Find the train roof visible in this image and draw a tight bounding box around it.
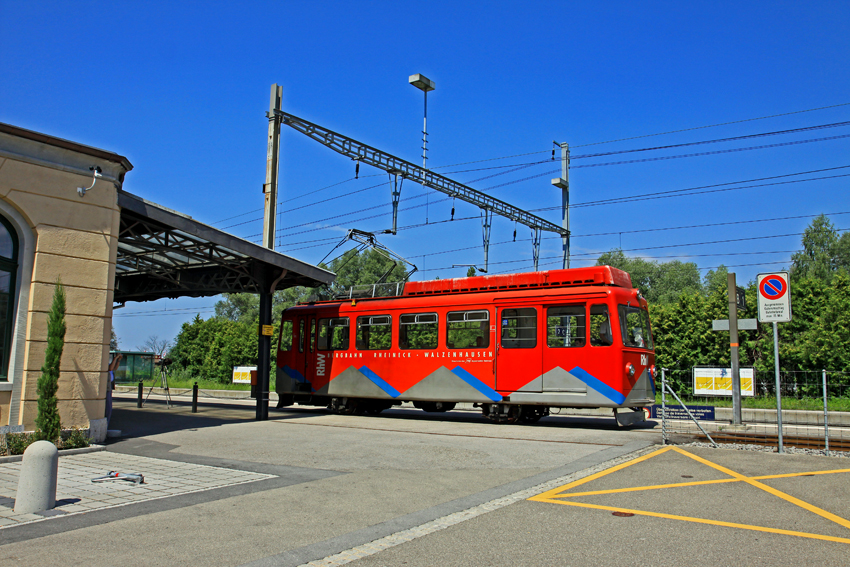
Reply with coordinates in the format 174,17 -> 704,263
403,266 -> 632,297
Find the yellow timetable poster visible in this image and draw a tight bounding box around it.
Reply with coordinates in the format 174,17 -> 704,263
232,366 -> 256,384
693,367 -> 754,396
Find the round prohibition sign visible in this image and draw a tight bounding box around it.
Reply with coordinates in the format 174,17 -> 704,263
759,274 -> 788,300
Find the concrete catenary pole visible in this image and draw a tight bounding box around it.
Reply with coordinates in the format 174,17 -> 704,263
551,142 -> 570,269
257,84 -> 282,421
263,84 -> 282,250
728,273 -> 742,424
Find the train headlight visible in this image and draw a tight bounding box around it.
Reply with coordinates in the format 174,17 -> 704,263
626,363 -> 636,377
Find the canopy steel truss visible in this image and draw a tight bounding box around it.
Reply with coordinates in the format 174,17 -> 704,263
114,191 -> 334,303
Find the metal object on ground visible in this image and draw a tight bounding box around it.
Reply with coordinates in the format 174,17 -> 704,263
91,471 -> 145,484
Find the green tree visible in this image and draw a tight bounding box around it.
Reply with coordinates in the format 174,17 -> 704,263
215,286 -> 314,326
596,249 -> 702,305
169,315 -> 259,383
791,215 -> 839,282
702,265 -> 729,294
798,273 -> 850,370
326,248 -> 406,296
35,281 -> 65,443
466,266 -> 477,278
834,231 -> 850,275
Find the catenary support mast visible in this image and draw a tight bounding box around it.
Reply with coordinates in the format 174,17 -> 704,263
270,108 -> 570,271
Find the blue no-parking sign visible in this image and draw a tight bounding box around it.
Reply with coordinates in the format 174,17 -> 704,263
757,272 -> 792,323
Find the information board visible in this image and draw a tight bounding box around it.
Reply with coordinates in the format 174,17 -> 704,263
232,366 -> 257,384
693,367 -> 754,397
649,405 -> 716,421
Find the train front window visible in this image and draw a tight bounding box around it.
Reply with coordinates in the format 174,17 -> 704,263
547,306 -> 585,348
590,305 -> 613,347
447,310 -> 490,349
298,320 -> 305,353
618,305 -> 653,349
280,320 -> 293,351
318,317 -> 350,351
399,313 -> 438,349
501,308 -> 537,349
356,315 -> 392,350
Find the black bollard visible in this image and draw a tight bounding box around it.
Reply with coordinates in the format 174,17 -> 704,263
192,382 -> 198,413
137,380 -> 143,408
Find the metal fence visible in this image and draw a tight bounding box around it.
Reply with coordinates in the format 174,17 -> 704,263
658,369 -> 850,454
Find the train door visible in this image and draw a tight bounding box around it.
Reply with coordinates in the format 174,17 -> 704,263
495,304 -> 542,393
542,303 -> 587,391
289,315 -> 314,389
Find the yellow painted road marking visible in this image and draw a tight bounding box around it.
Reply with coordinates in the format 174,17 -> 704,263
529,446 -> 850,544
671,446 -> 850,531
541,500 -> 850,545
551,468 -> 850,499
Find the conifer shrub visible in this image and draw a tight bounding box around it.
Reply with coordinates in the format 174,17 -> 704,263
35,280 -> 65,443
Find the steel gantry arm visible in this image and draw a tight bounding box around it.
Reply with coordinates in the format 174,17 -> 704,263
271,109 -> 570,271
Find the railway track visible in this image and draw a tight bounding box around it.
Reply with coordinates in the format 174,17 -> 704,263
692,431 -> 850,452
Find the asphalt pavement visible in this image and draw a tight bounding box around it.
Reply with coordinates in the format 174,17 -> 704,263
1,394 -> 848,566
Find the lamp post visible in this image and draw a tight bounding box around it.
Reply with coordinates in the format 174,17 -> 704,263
409,73 -> 435,222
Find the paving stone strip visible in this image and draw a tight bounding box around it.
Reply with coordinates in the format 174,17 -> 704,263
296,446 -> 659,567
0,451 -> 274,527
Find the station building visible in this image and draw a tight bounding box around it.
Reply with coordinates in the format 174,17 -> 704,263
0,122 -> 333,441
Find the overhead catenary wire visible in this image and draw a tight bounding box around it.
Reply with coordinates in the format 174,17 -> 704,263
213,106 -> 850,229
245,167 -> 849,242
422,102 -> 850,170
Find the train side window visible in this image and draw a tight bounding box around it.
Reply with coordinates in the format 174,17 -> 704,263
317,317 -> 350,351
298,320 -> 305,353
501,308 -> 537,349
590,305 -> 613,347
618,305 -> 653,349
310,319 -> 316,352
280,320 -> 294,351
547,306 -> 585,348
447,310 -> 490,349
356,315 -> 392,350
399,313 -> 438,349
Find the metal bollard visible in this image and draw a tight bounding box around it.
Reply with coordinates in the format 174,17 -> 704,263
192,382 -> 198,413
14,440 -> 58,513
137,380 -> 143,408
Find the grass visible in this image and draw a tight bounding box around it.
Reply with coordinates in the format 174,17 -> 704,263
116,377 -> 275,392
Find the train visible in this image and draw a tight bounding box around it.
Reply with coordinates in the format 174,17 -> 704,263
274,265 -> 655,426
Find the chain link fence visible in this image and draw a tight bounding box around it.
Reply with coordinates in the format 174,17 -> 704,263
658,369 -> 850,454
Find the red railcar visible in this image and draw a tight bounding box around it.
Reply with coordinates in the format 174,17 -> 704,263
275,266 -> 655,425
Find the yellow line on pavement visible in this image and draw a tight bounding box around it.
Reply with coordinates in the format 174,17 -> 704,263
529,446 -> 675,502
548,468 -> 850,499
529,445 -> 850,543
672,447 -> 850,532
538,500 -> 850,545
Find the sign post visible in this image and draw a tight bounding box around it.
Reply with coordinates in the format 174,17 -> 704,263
757,272 -> 792,453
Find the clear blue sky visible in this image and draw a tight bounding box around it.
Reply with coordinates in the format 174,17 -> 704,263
2,1 -> 848,350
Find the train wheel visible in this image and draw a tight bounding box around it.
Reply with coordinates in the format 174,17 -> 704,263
482,403 -> 520,424
329,397 -> 359,414
363,400 -> 393,415
415,401 -> 457,413
517,406 -> 549,424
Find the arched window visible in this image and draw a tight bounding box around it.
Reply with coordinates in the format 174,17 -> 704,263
0,216 -> 18,380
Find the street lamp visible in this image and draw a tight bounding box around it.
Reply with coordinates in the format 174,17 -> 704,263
409,73 -> 435,170
410,73 -> 435,222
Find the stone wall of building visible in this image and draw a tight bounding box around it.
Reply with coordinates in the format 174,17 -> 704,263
0,126 -> 130,437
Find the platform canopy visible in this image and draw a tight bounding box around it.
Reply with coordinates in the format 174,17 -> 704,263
115,190 -> 335,303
